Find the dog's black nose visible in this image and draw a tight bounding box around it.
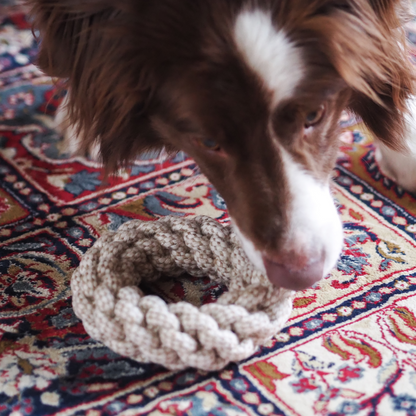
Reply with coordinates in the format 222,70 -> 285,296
262,255 -> 325,290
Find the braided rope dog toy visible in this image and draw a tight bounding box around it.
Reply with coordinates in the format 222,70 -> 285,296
71,215 -> 294,371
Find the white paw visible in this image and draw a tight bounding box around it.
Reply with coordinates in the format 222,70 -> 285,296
55,96 -> 101,161
374,142 -> 416,193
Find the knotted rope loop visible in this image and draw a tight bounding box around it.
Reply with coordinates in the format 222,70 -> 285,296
71,215 -> 294,370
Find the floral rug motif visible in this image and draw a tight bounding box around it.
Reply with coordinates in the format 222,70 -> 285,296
2,9 -> 416,416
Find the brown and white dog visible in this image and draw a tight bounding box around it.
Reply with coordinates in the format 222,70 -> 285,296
29,0 -> 416,290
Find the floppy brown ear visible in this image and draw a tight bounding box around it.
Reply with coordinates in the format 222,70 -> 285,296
369,0 -> 414,27
298,0 -> 415,151
348,0 -> 415,151
29,0 -> 164,172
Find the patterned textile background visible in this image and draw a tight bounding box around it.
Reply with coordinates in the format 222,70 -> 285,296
3,7 -> 416,416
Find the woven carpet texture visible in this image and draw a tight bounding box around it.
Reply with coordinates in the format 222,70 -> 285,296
2,6 -> 416,416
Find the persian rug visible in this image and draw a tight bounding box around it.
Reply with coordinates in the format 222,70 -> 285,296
2,7 -> 416,416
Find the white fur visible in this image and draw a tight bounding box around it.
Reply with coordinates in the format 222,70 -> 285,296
233,150 -> 343,278
55,94 -> 101,160
234,9 -> 304,106
375,143 -> 416,192
55,95 -> 81,155
280,150 -> 343,275
232,224 -> 267,273
375,97 -> 416,193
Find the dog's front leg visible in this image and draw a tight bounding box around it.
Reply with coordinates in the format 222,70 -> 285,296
374,97 -> 416,193
55,93 -> 101,160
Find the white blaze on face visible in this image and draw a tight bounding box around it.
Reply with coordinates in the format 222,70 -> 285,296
280,150 -> 343,276
234,8 -> 304,106
232,8 -> 344,281
232,151 -> 343,279
232,150 -> 343,280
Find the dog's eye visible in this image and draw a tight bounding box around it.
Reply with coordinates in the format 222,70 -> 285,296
305,105 -> 325,127
199,138 -> 221,151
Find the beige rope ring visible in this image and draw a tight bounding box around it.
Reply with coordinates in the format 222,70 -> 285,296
71,215 -> 294,371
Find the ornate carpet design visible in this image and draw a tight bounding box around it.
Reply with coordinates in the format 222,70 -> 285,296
2,9 -> 416,416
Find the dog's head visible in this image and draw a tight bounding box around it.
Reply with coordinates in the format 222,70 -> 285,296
30,0 -> 414,289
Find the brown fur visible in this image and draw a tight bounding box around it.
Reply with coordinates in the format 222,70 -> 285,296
28,0 -> 415,256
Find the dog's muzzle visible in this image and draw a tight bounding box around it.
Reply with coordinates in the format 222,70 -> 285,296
262,254 -> 325,290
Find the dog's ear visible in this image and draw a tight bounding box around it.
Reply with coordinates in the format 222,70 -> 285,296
369,0 -> 414,27
29,1 -> 107,78
29,1 -> 164,172
298,0 -> 415,151
348,0 -> 415,150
